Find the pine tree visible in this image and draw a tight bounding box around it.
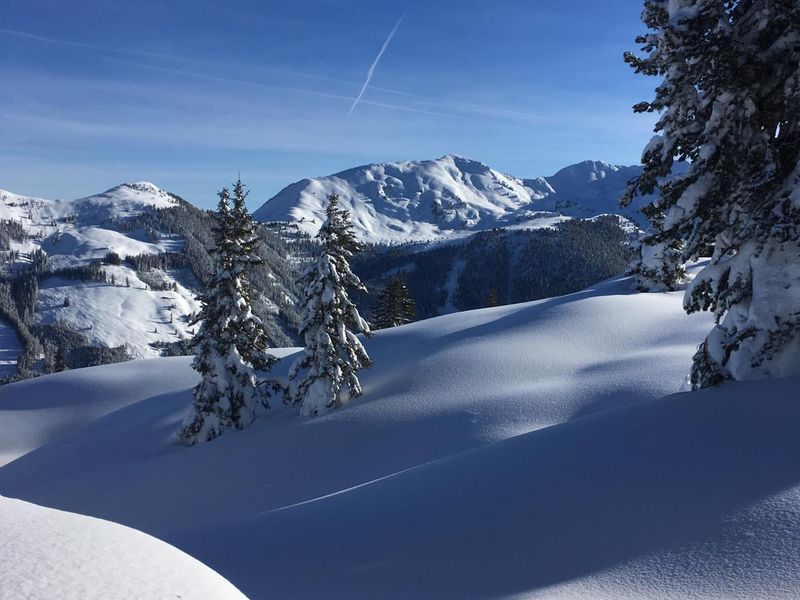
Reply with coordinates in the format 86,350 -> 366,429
625,0 -> 800,387
486,288 -> 499,307
288,194 -> 372,416
372,276 -> 416,329
180,180 -> 278,444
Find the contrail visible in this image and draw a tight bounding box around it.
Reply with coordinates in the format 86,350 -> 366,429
348,13 -> 405,117
0,27 -> 187,62
2,24 -> 545,124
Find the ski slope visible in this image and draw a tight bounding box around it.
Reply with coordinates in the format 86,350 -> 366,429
0,270 -> 798,599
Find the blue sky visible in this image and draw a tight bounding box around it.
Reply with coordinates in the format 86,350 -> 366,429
0,0 -> 657,209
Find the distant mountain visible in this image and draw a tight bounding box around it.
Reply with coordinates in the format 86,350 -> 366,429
526,160 -> 650,223
254,155 -> 553,244
253,155 -> 655,244
1,183 -> 181,271
0,183 -> 301,381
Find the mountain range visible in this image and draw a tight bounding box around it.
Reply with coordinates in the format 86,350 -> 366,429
253,155 -> 652,244
0,155 -> 650,381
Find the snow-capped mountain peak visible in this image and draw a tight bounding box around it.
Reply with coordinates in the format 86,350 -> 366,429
253,155 -> 650,243
561,159 -> 620,176
72,182 -> 177,221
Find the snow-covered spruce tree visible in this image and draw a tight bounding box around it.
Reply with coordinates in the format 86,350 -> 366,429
288,194 -> 372,416
372,276 -> 416,329
625,0 -> 800,387
180,181 -> 278,444
626,203 -> 686,292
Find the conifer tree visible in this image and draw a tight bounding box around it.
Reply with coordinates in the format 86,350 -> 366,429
372,276 -> 416,329
625,0 -> 800,387
180,181 -> 278,444
486,288 -> 499,308
288,194 -> 372,416
624,196 -> 686,292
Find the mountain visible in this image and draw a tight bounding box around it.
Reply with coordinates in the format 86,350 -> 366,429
254,155 -> 555,244
527,160 -> 650,221
1,182 -> 180,269
2,269 -> 799,599
0,183 -> 301,381
253,155 -> 653,244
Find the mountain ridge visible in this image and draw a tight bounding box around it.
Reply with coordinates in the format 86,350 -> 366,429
0,182 -> 301,379
253,155 -> 653,244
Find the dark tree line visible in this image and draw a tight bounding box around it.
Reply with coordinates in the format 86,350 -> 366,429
352,218 -> 633,319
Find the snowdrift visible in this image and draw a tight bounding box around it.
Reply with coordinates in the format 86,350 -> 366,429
0,495 -> 245,600
1,272 -> 798,598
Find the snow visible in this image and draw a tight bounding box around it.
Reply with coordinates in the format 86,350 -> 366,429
0,357 -> 199,467
0,496 -> 245,600
40,226 -> 170,268
1,183 -> 199,358
37,270 -> 201,358
253,155 -> 655,244
0,268 -> 797,598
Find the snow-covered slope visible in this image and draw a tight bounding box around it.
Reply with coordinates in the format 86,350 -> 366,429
0,496 -> 245,600
0,184 -> 199,360
527,160 -> 648,221
254,155 -> 555,243
0,356 -> 200,467
5,270 -> 799,598
253,155 -> 651,243
0,182 -> 177,252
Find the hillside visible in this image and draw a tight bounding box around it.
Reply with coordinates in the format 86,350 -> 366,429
352,217 -> 635,319
0,183 -> 301,380
529,160 -> 650,221
4,270 -> 798,598
253,155 -> 658,244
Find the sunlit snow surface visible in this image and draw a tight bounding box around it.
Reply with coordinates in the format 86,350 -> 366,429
0,496 -> 245,600
0,184 -> 201,358
0,270 -> 798,599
